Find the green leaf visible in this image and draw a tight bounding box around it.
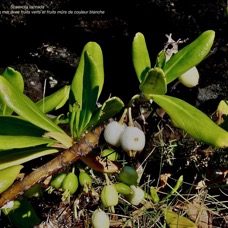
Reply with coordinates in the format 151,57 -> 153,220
139,67 -> 167,99
0,67 -> 24,115
151,95 -> 228,148
150,186 -> 160,204
155,50 -> 167,69
164,30 -> 215,83
163,209 -> 197,228
43,132 -> 73,148
87,96 -> 125,130
162,175 -> 183,202
0,76 -> 65,134
0,165 -> 23,193
6,197 -> 41,228
132,32 -> 151,83
216,100 -> 228,130
0,116 -> 45,136
2,67 -> 24,92
36,85 -> 70,113
0,147 -> 59,170
69,42 -> 104,139
0,135 -> 56,150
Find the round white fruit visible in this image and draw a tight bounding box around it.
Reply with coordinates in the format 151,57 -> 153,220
120,126 -> 145,152
178,66 -> 199,88
125,185 -> 145,206
104,121 -> 126,147
92,208 -> 110,228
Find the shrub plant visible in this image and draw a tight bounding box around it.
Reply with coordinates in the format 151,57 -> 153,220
0,30 -> 227,227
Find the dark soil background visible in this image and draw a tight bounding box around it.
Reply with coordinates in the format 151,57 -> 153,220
0,0 -> 227,111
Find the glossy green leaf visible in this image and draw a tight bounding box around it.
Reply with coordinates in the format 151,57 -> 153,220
0,147 -> 60,170
164,30 -> 215,83
36,85 -> 70,113
2,67 -> 24,92
132,32 -> 151,83
139,67 -> 167,99
152,95 -> 228,148
155,50 -> 167,69
87,96 -> 125,130
43,132 -> 73,148
0,76 -> 65,134
0,116 -> 45,136
0,67 -> 24,115
163,209 -> 197,228
6,197 -> 41,228
0,165 -> 23,193
0,135 -> 56,150
216,100 -> 228,130
69,42 -> 104,139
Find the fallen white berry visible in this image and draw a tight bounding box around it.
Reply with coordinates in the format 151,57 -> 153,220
120,126 -> 145,153
178,66 -> 199,88
125,185 -> 145,206
92,208 -> 110,228
104,121 -> 126,147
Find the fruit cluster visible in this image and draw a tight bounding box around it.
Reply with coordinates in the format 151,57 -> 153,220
48,167 -> 92,202
103,108 -> 146,157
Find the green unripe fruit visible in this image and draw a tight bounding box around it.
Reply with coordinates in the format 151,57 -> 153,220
92,208 -> 110,228
118,165 -> 138,186
62,172 -> 79,194
101,185 -> 118,207
114,182 -> 131,195
101,148 -> 119,161
79,169 -> 92,193
50,172 -> 67,190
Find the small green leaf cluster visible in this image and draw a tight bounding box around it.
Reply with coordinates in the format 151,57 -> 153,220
0,42 -> 125,173
132,30 -> 228,148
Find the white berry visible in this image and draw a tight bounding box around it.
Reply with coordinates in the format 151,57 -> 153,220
120,126 -> 145,152
92,208 -> 110,228
104,121 -> 126,147
125,185 -> 145,206
178,66 -> 199,88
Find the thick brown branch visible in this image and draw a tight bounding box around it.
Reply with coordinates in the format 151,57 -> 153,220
0,126 -> 103,208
